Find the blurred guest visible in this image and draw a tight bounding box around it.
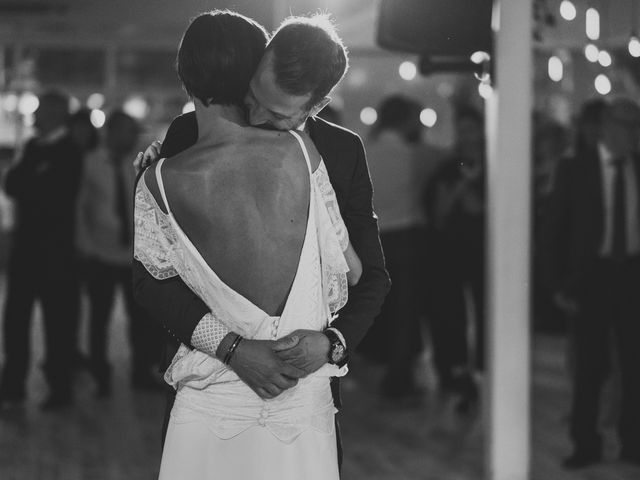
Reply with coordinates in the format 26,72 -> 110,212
573,98 -> 606,158
534,120 -> 568,206
532,120 -> 569,333
572,99 -> 622,444
541,97 -> 640,468
68,108 -> 99,365
359,95 -> 442,399
424,105 -> 485,406
76,110 -> 162,396
69,108 -> 99,154
0,90 -> 82,409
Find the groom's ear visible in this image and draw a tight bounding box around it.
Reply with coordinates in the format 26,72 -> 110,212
309,97 -> 331,118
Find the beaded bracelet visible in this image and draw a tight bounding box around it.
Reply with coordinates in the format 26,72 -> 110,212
223,334 -> 243,365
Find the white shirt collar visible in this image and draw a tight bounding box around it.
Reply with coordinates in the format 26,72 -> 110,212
598,142 -> 630,166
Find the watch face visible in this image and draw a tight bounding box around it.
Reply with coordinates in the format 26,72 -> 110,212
331,343 -> 345,362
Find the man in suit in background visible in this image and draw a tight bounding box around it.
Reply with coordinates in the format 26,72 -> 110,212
0,91 -> 83,410
77,111 -> 163,397
133,14 -> 391,466
542,97 -> 640,468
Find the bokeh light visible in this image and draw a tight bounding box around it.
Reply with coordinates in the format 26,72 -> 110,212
360,107 -> 377,125
629,36 -> 640,57
559,1 -> 577,21
478,82 -> 493,99
420,108 -> 438,127
123,96 -> 149,119
398,61 -> 417,81
598,50 -> 612,67
1,93 -> 18,112
18,93 -> 39,115
586,8 -> 600,41
90,109 -> 106,128
594,74 -> 612,95
87,93 -> 105,110
470,51 -> 490,64
584,43 -> 599,62
548,56 -> 563,82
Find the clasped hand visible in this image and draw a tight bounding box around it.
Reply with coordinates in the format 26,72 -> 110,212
228,330 -> 330,400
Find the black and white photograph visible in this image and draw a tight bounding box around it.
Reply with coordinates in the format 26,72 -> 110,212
1,1 -> 640,479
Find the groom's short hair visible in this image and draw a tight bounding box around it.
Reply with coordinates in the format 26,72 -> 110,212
267,14 -> 348,108
177,10 -> 269,106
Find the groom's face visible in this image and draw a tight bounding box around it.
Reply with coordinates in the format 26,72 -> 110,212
245,51 -> 313,131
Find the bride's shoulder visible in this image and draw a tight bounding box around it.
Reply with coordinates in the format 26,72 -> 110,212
251,129 -> 321,172
141,161 -> 167,213
246,127 -> 296,148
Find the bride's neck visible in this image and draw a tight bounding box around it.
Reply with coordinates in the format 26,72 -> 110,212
194,100 -> 247,141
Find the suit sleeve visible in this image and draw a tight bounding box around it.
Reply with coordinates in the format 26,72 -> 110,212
6,139 -> 82,220
5,141 -> 38,199
132,262 -> 209,347
330,136 -> 391,348
132,113 -> 209,347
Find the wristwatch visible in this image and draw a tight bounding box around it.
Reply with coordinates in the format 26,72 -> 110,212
323,329 -> 348,368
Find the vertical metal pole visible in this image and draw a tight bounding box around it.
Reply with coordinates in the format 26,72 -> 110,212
13,43 -> 25,147
485,1 -> 533,479
0,47 -> 6,91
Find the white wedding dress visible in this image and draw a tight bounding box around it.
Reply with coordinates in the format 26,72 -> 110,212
134,131 -> 350,480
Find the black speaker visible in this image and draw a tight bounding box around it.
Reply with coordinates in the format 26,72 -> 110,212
377,0 -> 493,56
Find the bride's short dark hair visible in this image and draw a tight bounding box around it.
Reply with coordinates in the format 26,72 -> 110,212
267,14 -> 349,108
177,10 -> 268,107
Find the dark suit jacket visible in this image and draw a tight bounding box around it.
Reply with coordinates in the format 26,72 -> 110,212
540,148 -> 640,298
6,133 -> 83,261
132,112 -> 391,403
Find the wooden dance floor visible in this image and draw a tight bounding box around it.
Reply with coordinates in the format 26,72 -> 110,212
0,289 -> 639,479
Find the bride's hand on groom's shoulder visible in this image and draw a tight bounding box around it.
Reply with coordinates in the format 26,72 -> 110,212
227,337 -> 307,400
275,330 -> 330,376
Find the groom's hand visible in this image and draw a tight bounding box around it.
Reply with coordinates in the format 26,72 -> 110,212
133,140 -> 162,174
275,330 -> 330,375
224,337 -> 307,400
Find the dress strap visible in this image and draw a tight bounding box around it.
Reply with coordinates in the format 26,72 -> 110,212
155,158 -> 171,214
288,130 -> 313,175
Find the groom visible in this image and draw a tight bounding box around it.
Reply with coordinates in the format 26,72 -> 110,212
133,13 -> 390,463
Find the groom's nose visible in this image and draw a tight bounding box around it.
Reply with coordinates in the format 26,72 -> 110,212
248,108 -> 271,127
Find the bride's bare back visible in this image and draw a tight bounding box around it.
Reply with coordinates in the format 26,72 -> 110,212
145,125 -> 321,317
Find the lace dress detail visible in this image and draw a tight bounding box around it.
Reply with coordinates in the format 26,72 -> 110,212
190,313 -> 230,356
134,131 -> 349,444
134,184 -> 179,280
313,162 -> 349,316
315,163 -> 349,251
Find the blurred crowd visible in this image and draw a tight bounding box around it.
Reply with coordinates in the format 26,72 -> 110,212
1,86 -> 640,468
355,92 -> 640,468
0,91 -> 163,411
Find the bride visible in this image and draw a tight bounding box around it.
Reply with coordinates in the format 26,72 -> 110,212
134,11 -> 361,480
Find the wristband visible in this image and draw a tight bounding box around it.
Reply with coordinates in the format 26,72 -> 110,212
223,334 -> 243,365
